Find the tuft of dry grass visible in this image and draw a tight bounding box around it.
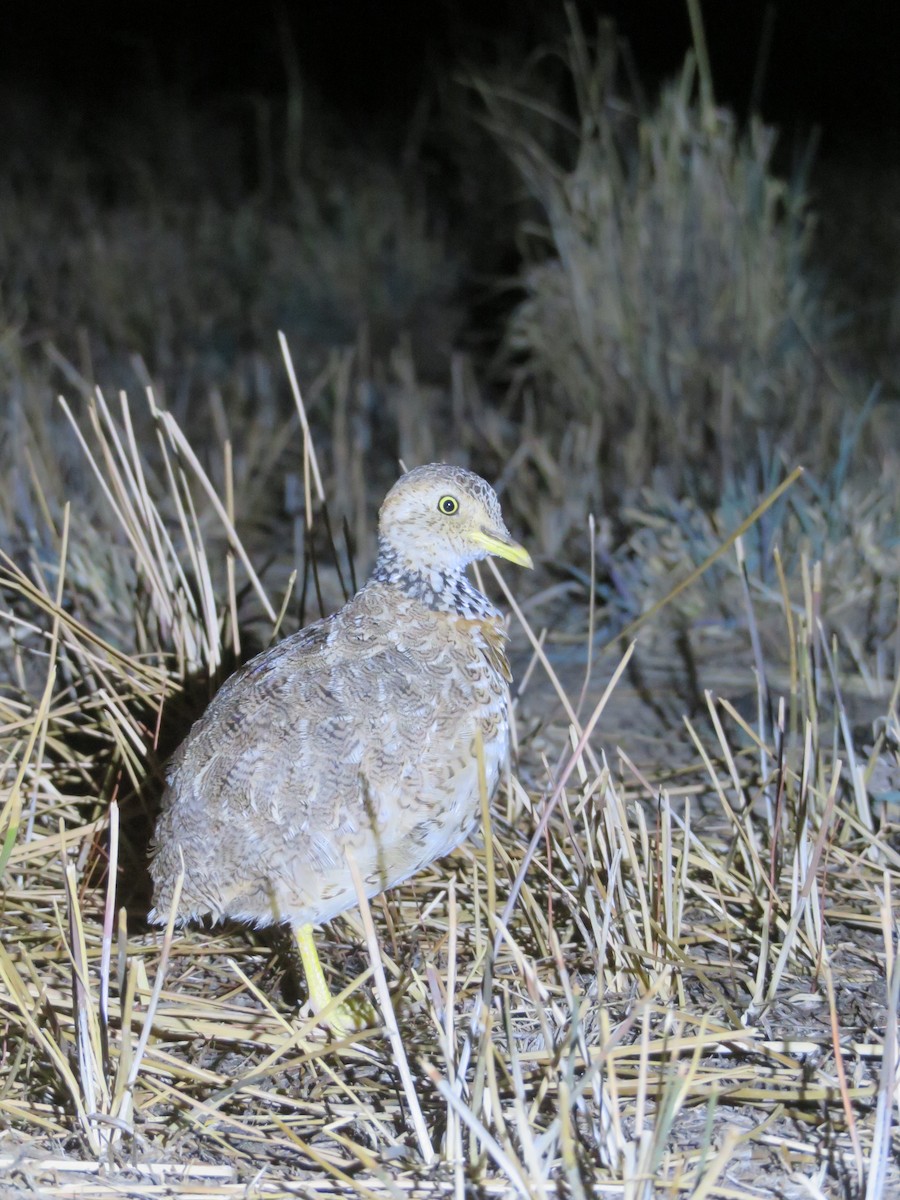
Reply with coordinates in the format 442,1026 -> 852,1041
470,9 -> 876,506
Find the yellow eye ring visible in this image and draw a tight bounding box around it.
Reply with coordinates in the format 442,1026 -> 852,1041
438,495 -> 459,515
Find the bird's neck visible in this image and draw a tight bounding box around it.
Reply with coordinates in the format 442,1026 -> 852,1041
369,545 -> 501,620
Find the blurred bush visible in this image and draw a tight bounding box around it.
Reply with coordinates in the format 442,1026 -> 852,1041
474,20 -> 850,501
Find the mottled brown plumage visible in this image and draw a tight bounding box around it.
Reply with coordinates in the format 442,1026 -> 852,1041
149,464 -> 531,1021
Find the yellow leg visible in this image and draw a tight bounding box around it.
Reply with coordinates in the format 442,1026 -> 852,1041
294,923 -> 377,1035
295,922 -> 333,1014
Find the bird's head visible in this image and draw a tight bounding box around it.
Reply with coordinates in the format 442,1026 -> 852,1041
376,463 -> 532,578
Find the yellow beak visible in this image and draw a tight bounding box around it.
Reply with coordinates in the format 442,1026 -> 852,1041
472,526 -> 534,569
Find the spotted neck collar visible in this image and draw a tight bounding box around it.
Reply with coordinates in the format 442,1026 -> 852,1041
370,546 -> 501,620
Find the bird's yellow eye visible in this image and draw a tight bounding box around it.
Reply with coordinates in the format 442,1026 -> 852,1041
438,495 -> 459,515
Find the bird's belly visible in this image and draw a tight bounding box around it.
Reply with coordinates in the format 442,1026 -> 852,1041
270,706 -> 508,925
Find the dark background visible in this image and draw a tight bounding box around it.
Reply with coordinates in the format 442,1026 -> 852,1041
0,1 -> 895,158
1,0 -> 896,406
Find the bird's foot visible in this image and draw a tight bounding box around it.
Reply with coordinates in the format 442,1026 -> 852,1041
311,992 -> 379,1037
294,922 -> 378,1037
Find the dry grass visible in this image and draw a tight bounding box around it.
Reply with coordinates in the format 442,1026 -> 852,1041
470,8 -> 862,506
1,360 -> 897,1198
0,93 -> 459,419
